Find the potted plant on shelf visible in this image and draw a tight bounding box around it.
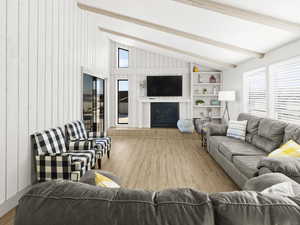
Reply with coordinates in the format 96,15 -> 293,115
202,88 -> 208,95
195,99 -> 205,105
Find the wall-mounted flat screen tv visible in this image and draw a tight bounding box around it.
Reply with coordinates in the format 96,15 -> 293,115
147,76 -> 182,97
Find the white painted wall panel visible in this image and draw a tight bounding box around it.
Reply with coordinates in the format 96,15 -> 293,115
0,0 -> 110,216
28,0 -> 38,135
6,0 -> 19,200
18,0 -> 30,191
0,0 -> 7,205
37,0 -> 46,130
52,0 -> 59,127
58,0 -> 64,126
45,0 -> 53,128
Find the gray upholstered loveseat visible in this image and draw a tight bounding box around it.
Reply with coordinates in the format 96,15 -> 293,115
207,113 -> 300,188
14,172 -> 300,225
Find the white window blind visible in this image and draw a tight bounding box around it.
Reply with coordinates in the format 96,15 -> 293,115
270,57 -> 300,124
244,68 -> 267,117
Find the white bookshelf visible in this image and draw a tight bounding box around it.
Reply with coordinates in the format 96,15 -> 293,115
190,63 -> 223,121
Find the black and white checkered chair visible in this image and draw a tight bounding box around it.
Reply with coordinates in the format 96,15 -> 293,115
31,127 -> 96,182
65,121 -> 112,168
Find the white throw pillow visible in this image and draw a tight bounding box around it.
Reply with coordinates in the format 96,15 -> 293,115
262,182 -> 295,197
226,120 -> 247,141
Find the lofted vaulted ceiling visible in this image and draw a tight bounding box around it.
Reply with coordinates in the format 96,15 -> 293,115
78,0 -> 300,70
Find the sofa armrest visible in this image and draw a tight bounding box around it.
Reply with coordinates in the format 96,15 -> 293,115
207,123 -> 228,137
243,173 -> 298,192
258,157 -> 300,177
88,131 -> 102,138
35,154 -> 72,181
68,140 -> 91,151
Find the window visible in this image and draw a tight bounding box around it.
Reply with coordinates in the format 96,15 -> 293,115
244,68 -> 267,117
118,48 -> 129,68
270,57 -> 300,124
117,80 -> 128,124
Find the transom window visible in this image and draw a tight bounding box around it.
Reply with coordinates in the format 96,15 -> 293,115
118,48 -> 129,68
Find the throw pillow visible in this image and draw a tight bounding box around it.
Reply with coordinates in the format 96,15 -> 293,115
226,120 -> 247,141
268,140 -> 300,158
262,182 -> 295,197
95,172 -> 120,188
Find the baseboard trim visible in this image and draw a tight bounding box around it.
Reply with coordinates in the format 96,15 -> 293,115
0,186 -> 32,217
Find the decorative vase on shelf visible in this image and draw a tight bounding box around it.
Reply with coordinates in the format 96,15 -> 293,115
209,75 -> 217,83
193,66 -> 200,72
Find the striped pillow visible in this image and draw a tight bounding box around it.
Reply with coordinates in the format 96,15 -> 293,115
227,120 -> 247,141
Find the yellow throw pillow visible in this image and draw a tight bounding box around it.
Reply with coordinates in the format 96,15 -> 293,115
268,140 -> 300,158
95,172 -> 120,188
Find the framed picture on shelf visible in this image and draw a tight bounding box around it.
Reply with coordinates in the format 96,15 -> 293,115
210,99 -> 220,105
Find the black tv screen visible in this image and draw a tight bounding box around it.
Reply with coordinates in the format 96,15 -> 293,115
147,76 -> 182,97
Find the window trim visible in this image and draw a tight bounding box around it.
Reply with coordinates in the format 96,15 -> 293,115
118,48 -> 129,68
117,79 -> 129,125
243,67 -> 268,117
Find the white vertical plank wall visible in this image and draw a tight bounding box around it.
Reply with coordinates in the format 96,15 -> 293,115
0,0 -> 110,216
0,0 -> 7,206
109,41 -> 190,128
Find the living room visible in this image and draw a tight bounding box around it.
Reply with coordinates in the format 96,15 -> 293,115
1,0 -> 300,224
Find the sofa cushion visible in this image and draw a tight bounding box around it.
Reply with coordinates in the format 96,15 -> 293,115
232,155 -> 265,178
207,123 -> 228,136
284,124 -> 300,144
258,118 -> 286,144
226,120 -> 247,141
237,113 -> 261,135
15,181 -> 215,225
218,138 -> 266,162
211,191 -> 300,225
80,170 -> 121,186
252,135 -> 282,153
243,173 -> 300,192
208,136 -> 232,151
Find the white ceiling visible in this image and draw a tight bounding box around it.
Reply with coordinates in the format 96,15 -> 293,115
79,0 -> 300,70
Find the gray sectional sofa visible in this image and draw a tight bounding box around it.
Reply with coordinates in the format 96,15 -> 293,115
14,173 -> 300,225
207,113 -> 300,188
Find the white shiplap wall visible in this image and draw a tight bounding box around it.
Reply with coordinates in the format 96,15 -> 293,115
0,0 -> 110,216
109,41 -> 191,127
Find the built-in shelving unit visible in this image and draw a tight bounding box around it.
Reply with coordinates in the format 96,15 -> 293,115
190,63 -> 223,121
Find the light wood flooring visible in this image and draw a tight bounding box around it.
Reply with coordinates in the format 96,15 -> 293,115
1,128 -> 238,225
104,128 -> 238,192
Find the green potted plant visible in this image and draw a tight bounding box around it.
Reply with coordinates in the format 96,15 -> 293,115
195,99 -> 205,105
202,88 -> 208,95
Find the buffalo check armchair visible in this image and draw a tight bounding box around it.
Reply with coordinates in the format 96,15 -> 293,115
65,121 -> 112,168
31,127 -> 96,182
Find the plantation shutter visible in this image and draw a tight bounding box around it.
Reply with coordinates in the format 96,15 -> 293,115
244,68 -> 267,117
270,57 -> 300,124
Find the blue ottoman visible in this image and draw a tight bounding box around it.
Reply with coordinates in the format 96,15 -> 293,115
177,119 -> 194,133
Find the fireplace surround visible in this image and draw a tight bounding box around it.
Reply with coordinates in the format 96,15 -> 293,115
151,103 -> 179,128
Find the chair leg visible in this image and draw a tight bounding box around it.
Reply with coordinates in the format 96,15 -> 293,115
107,150 -> 110,159
98,158 -> 102,169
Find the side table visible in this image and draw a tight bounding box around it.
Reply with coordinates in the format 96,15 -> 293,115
201,127 -> 208,150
